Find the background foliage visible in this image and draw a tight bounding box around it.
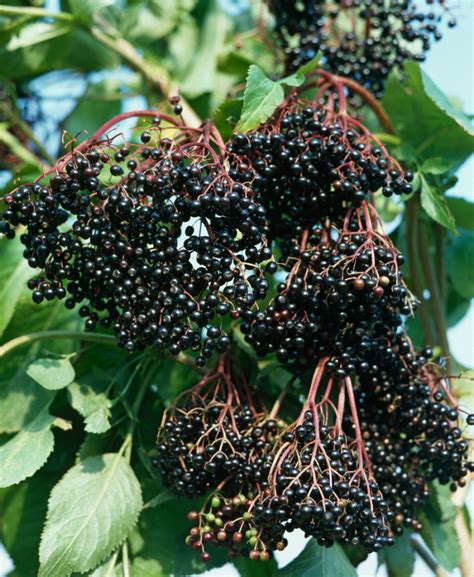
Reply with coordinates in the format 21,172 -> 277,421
0,1 -> 472,576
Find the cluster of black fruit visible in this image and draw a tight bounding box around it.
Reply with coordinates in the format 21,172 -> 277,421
267,0 -> 456,97
227,104 -> 413,254
0,124 -> 271,365
239,207 -> 415,367
156,364 -> 278,497
353,341 -> 474,532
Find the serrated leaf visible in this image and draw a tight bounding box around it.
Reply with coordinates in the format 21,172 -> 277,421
446,234 -> 474,298
380,531 -> 415,577
27,357 -> 76,390
277,540 -> 357,577
0,238 -> 32,337
0,407 -> 55,487
39,453 -> 143,577
68,380 -> 112,434
235,65 -> 285,133
419,173 -> 456,233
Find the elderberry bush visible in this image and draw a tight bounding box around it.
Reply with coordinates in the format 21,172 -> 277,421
0,121 -> 271,364
267,0 -> 456,97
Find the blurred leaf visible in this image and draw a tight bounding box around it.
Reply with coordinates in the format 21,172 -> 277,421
0,122 -> 42,167
379,531 -> 415,577
68,378 -> 112,434
446,234 -> 474,298
68,0 -> 115,24
0,23 -> 118,80
420,483 -> 461,571
446,287 -> 471,328
27,357 -> 76,390
235,65 -> 284,133
0,406 -> 55,487
277,540 -> 357,576
121,0 -> 194,44
0,237 -> 32,337
63,81 -> 122,142
420,157 -> 456,175
39,454 -> 143,577
1,471 -> 57,577
154,359 -> 197,406
181,0 -> 228,98
447,197 -> 474,231
383,62 -> 474,169
455,369 -> 474,411
419,173 -> 456,232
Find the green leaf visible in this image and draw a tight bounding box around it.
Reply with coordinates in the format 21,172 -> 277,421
235,555 -> 278,577
277,540 -> 357,577
27,357 -> 76,390
421,483 -> 461,571
68,380 -> 112,434
447,234 -> 474,298
446,287 -> 471,327
447,197 -> 474,231
212,98 -> 244,141
0,407 -> 55,487
0,352 -> 54,434
379,531 -> 415,577
128,497 -> 227,575
39,453 -> 143,577
0,22 -> 118,80
63,84 -> 121,143
68,0 -> 115,24
455,369 -> 474,412
420,157 -> 456,175
181,0 -> 229,98
1,471 -> 57,577
235,65 -> 285,133
383,62 -> 474,169
0,238 -> 32,337
294,53 -> 322,76
419,173 -> 456,233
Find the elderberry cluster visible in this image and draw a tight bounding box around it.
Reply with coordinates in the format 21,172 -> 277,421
241,213 -> 415,367
267,0 -> 456,97
0,124 -> 271,364
352,346 -> 474,532
228,104 -> 413,250
156,364 -> 279,496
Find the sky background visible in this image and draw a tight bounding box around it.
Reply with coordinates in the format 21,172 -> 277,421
0,1 -> 473,575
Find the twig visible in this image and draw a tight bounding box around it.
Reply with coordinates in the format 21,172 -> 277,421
418,218 -> 453,374
409,536 -> 449,577
406,200 -> 437,345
